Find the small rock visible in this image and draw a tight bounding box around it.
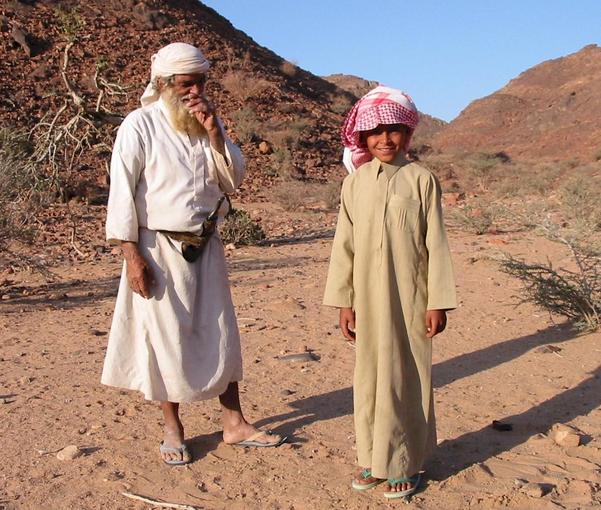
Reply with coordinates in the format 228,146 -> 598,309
56,445 -> 83,461
537,345 -> 562,354
550,423 -> 581,447
280,389 -> 295,396
278,352 -> 320,363
1,294 -> 11,301
521,482 -> 546,498
225,243 -> 236,251
258,141 -> 272,154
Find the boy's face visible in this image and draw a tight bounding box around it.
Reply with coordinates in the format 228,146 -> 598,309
362,123 -> 409,163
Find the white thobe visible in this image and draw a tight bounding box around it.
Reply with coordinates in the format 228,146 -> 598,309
101,98 -> 246,402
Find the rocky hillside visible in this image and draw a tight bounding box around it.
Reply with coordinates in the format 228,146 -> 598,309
0,0 -> 355,203
433,45 -> 601,161
324,73 -> 448,150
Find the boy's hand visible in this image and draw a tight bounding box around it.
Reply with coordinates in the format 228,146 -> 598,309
339,307 -> 356,343
425,309 -> 447,338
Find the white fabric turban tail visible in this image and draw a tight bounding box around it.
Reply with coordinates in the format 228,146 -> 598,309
140,42 -> 211,106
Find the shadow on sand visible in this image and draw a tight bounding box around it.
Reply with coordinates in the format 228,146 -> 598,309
244,324 -> 598,481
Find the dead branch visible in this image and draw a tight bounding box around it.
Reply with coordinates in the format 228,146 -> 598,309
121,492 -> 202,510
61,42 -> 85,110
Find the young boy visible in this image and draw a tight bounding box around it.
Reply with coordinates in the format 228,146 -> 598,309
323,86 -> 456,499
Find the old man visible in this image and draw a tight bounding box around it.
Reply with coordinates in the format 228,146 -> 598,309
102,42 -> 284,465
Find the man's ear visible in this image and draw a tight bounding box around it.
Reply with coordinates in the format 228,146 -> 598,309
154,76 -> 165,92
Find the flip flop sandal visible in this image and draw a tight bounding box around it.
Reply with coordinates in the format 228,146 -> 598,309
159,441 -> 192,466
351,468 -> 386,490
231,430 -> 287,448
383,473 -> 422,499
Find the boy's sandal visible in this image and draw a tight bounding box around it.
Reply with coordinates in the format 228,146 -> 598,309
383,473 -> 422,499
351,468 -> 386,491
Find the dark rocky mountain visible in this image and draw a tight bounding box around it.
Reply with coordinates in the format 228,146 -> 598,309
433,44 -> 601,161
1,0 -> 355,202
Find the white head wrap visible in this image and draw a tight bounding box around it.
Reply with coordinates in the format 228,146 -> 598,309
140,42 -> 211,106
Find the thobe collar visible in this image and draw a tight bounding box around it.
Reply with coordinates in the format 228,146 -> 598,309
372,154 -> 409,180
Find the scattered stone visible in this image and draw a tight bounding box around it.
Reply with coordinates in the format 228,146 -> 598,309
258,141 -> 272,154
1,294 -> 11,301
491,420 -> 513,431
56,445 -> 83,461
520,482 -> 547,498
442,191 -> 465,207
550,423 -> 581,447
225,243 -> 236,251
280,389 -> 295,396
537,344 -> 562,354
278,352 -> 320,362
11,24 -> 31,57
103,470 -> 124,481
91,329 -> 107,336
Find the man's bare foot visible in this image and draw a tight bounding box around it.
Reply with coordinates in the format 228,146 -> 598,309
222,420 -> 283,446
160,424 -> 191,463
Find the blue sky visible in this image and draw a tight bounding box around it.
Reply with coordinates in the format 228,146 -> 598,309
201,1 -> 600,121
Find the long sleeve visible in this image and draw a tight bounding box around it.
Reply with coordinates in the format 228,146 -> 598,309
323,176 -> 355,308
106,116 -> 145,243
423,174 -> 457,310
209,122 -> 246,193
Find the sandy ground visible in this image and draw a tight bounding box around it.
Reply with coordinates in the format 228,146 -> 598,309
1,213 -> 600,510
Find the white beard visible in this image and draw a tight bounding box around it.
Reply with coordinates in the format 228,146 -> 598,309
161,88 -> 207,137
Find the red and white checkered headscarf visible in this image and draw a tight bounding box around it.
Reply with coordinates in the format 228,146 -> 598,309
341,85 -> 419,173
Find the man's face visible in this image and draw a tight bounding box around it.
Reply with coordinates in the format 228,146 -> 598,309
171,73 -> 207,99
363,123 -> 408,163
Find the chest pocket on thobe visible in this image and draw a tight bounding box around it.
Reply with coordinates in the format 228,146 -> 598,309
386,195 -> 420,232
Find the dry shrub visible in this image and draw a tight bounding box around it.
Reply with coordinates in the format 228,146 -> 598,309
448,202 -> 497,235
220,208 -> 265,246
268,148 -> 296,179
493,162 -> 561,198
329,94 -> 353,115
273,180 -> 307,211
229,107 -> 260,143
502,229 -> 600,331
320,181 -> 342,210
280,60 -> 298,77
0,128 -> 51,248
461,152 -> 507,191
559,174 -> 601,231
265,118 -> 311,150
221,71 -> 271,102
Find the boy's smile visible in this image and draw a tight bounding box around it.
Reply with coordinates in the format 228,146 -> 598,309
363,123 -> 408,163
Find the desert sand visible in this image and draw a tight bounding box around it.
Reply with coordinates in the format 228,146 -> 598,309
1,206 -> 600,510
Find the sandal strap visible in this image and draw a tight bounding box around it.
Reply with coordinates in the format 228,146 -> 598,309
387,474 -> 420,485
360,468 -> 372,479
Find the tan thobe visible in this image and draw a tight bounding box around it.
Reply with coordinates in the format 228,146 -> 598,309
101,98 -> 246,403
323,155 -> 456,479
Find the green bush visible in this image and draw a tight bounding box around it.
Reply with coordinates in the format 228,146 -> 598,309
220,208 -> 265,246
229,107 -> 260,144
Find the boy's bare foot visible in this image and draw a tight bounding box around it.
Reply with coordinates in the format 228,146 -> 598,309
383,473 -> 422,499
351,468 -> 385,490
386,479 -> 416,492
